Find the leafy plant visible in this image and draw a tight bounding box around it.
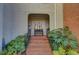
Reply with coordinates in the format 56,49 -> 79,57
48,26 -> 79,55
53,51 -> 59,55
53,46 -> 65,55
66,49 -> 78,55
53,47 -> 78,55
1,34 -> 28,55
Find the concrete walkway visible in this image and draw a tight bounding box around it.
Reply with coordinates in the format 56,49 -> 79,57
26,36 -> 52,55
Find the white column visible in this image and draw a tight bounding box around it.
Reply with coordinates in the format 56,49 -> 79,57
55,3 -> 63,28
43,21 -> 46,35
54,3 -> 57,29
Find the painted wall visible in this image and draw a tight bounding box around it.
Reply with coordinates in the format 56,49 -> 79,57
3,4 -> 15,44
3,3 -> 63,45
64,4 -> 79,44
13,4 -> 27,38
13,3 -> 55,37
13,3 -> 63,33
0,4 -> 3,51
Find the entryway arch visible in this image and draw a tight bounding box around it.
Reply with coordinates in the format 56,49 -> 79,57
28,14 -> 49,36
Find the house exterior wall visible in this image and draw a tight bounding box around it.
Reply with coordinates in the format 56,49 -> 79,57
13,3 -> 63,34
64,4 -> 79,44
3,3 -> 63,45
3,4 -> 15,44
0,4 -> 3,51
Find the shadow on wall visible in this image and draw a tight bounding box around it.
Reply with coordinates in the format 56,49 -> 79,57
2,38 -> 5,50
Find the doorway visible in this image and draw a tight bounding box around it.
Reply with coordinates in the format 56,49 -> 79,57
28,14 -> 49,36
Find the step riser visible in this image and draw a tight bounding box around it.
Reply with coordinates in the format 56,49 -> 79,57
26,36 -> 52,55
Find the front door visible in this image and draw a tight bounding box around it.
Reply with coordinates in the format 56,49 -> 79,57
31,20 -> 46,36
28,14 -> 49,36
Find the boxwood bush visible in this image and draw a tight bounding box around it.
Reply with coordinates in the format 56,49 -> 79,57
48,26 -> 79,55
1,34 -> 28,55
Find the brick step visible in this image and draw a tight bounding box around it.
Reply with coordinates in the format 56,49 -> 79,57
30,36 -> 48,39
29,43 -> 49,46
26,50 -> 52,55
27,49 -> 51,52
30,40 -> 48,42
29,42 -> 49,44
27,46 -> 50,49
26,36 -> 52,55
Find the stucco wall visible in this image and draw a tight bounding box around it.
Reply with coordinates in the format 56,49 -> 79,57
0,4 -> 3,51
64,4 -> 79,43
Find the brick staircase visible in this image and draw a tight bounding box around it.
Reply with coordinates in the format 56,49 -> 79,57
26,36 -> 52,55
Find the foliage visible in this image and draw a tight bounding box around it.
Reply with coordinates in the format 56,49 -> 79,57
53,51 -> 59,55
66,49 -> 78,55
53,46 -> 65,55
48,26 -> 79,55
1,35 -> 28,55
53,47 -> 78,55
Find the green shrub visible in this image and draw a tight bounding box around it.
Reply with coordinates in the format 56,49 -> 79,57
53,51 -> 59,55
66,49 -> 78,55
53,47 -> 78,55
48,26 -> 78,55
53,46 -> 65,55
1,35 -> 28,55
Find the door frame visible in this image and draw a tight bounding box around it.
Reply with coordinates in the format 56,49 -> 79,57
28,14 -> 50,36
